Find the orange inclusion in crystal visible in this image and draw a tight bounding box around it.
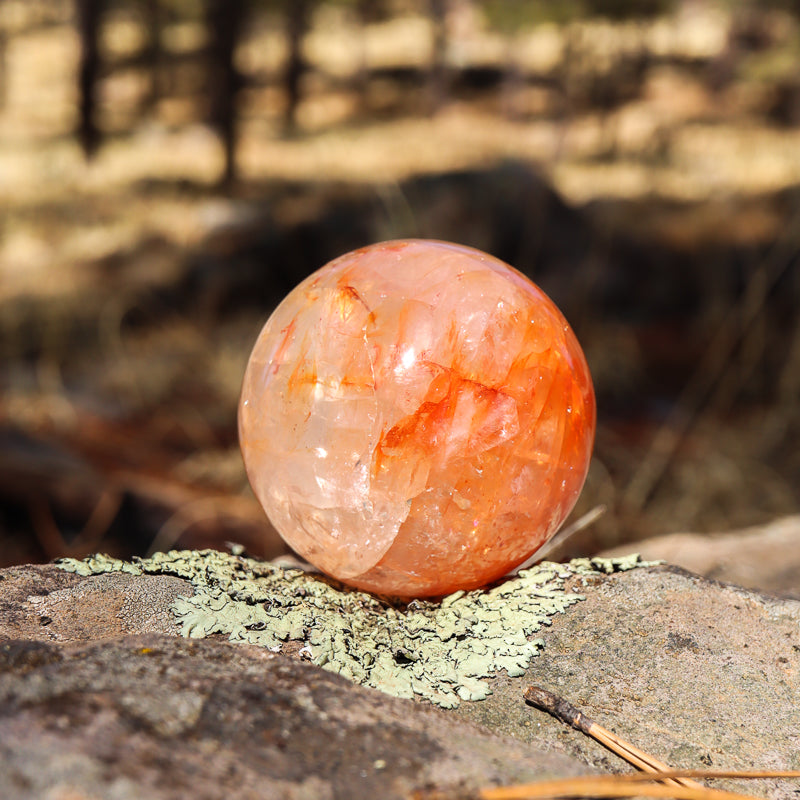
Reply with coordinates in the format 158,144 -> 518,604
239,239 -> 595,597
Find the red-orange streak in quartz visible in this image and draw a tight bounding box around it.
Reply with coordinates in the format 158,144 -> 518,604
270,318 -> 297,375
374,370 -> 510,473
350,241 -> 409,258
286,288 -> 377,394
335,283 -> 372,314
287,363 -> 376,394
287,360 -> 317,394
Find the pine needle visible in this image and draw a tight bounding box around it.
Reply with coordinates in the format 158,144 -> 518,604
523,686 -> 703,789
475,686 -> 800,800
480,773 -> 767,800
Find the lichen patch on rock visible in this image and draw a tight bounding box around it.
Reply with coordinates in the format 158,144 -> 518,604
57,550 -> 647,708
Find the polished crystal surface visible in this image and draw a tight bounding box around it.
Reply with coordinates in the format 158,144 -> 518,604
239,240 -> 595,597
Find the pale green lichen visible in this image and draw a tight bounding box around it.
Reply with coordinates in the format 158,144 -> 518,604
56,550 -> 651,708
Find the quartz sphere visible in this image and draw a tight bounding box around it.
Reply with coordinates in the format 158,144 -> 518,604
239,240 -> 595,597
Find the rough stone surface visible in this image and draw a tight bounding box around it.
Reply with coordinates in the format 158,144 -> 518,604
0,633 -> 586,800
1,555 -> 799,799
456,565 -> 800,799
0,562 -> 191,642
602,515 -> 800,598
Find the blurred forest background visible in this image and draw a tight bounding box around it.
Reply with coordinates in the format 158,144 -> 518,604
2,0 -> 800,569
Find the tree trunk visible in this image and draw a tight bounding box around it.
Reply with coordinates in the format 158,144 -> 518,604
75,0 -> 102,158
284,0 -> 311,131
206,0 -> 246,186
428,0 -> 450,114
141,0 -> 164,112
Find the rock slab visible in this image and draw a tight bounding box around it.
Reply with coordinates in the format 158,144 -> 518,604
0,633 -> 588,800
1,558 -> 799,799
602,515 -> 800,598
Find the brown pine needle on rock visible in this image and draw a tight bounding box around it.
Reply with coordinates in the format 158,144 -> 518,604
523,686 -> 704,789
498,687 -> 800,800
479,774 -> 766,800
479,770 -> 800,800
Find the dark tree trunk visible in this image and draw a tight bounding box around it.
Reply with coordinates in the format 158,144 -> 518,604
284,0 -> 311,131
75,0 -> 103,158
141,0 -> 164,112
353,0 -> 371,107
0,0 -> 6,111
206,0 -> 246,186
428,0 -> 449,114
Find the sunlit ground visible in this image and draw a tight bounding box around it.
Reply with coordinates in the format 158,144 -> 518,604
5,5 -> 800,285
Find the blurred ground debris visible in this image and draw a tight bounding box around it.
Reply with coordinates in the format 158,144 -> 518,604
1,0 -> 800,570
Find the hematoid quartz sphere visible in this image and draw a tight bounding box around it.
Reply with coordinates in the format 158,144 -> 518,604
239,239 -> 596,597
